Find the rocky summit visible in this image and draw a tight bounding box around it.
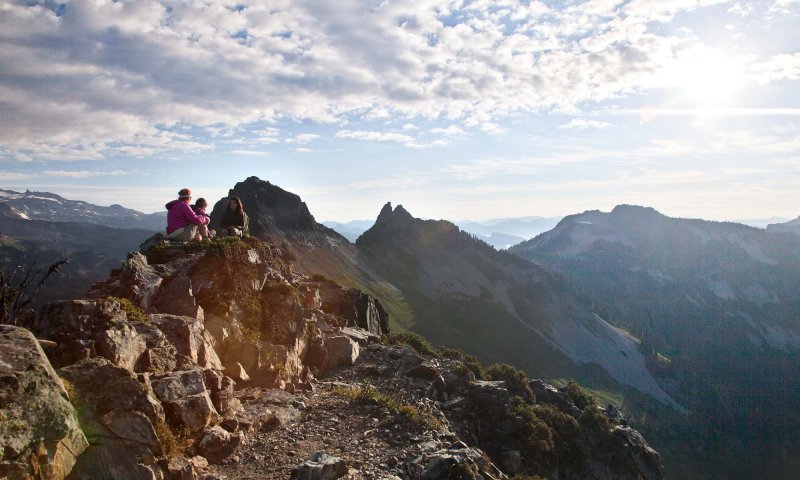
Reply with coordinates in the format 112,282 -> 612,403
0,225 -> 662,479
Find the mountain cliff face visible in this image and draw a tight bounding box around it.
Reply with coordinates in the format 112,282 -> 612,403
356,203 -> 677,409
766,215 -> 800,235
510,205 -> 800,479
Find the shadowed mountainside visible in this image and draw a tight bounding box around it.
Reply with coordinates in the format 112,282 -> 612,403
510,205 -> 800,479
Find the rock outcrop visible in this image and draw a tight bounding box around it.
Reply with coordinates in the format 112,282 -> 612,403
0,326 -> 89,480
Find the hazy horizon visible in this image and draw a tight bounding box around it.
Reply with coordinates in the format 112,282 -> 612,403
1,182 -> 793,228
0,1 -> 798,222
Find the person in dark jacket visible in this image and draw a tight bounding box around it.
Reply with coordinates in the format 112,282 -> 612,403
165,188 -> 209,242
220,196 -> 249,238
191,198 -> 216,239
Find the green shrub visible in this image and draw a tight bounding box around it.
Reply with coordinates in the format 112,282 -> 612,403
579,405 -> 612,433
106,296 -> 148,322
438,347 -> 486,379
565,380 -> 595,410
486,363 -> 533,399
383,331 -> 436,357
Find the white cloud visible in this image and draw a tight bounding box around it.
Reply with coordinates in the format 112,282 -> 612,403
0,0 -> 768,160
769,0 -> 800,14
335,129 -> 446,148
480,122 -> 505,135
231,149 -> 270,156
430,125 -> 467,136
560,119 -> 614,129
0,169 -> 142,180
286,133 -> 321,144
752,53 -> 800,83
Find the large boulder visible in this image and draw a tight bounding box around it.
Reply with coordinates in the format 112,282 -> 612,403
117,252 -> 163,311
323,335 -> 360,368
94,322 -> 147,370
316,284 -> 389,336
195,426 -> 242,463
152,276 -> 199,318
133,323 -> 179,373
150,314 -> 222,370
58,357 -> 164,425
32,300 -> 125,343
150,369 -> 220,432
0,325 -> 89,480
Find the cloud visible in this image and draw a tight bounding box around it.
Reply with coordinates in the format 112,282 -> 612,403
1,0 -> 773,160
560,119 -> 614,129
335,129 -> 446,148
430,125 -> 467,136
230,149 -> 270,156
285,133 -> 321,144
0,169 -> 142,180
752,53 -> 800,83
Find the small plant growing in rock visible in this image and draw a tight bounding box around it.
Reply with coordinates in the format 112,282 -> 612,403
154,420 -> 189,458
334,382 -> 443,432
383,331 -> 436,357
105,296 -> 148,323
438,347 -> 486,379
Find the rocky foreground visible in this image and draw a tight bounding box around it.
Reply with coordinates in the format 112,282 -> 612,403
0,235 -> 662,480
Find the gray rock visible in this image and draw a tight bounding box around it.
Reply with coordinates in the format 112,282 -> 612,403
0,325 -> 89,480
225,362 -> 250,382
150,314 -> 222,370
196,426 -> 242,463
290,451 -> 348,480
99,409 -> 161,454
95,323 -> 147,370
150,369 -> 219,432
341,326 -> 381,346
59,357 -> 165,425
133,322 -> 179,372
66,441 -> 164,480
151,369 -> 208,402
118,252 -> 163,311
166,456 -> 206,480
323,335 -> 360,367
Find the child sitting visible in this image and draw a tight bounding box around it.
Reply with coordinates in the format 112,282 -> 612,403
191,198 -> 216,239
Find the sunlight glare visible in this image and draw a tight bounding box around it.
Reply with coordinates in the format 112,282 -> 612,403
666,47 -> 748,107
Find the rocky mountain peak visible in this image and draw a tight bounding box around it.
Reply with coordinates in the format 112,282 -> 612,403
373,202 -> 414,227
209,176 -> 339,240
609,204 -> 665,222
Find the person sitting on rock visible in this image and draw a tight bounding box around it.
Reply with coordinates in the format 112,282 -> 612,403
191,197 -> 216,239
220,196 -> 249,238
165,188 -> 210,242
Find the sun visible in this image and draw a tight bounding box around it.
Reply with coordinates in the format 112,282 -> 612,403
665,46 -> 748,107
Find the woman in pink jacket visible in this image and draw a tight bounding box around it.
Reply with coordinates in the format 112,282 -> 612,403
165,188 -> 209,242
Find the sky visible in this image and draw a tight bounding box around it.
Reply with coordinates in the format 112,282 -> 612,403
0,0 -> 799,222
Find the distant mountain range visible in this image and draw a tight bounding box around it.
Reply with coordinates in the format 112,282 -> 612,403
324,215 -> 562,248
0,188 -> 163,305
0,188 -> 165,230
